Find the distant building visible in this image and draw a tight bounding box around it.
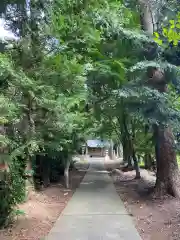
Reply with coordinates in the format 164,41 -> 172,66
86,140 -> 110,157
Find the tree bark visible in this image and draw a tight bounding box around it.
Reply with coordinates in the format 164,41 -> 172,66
122,140 -> 132,166
117,144 -> 121,158
144,153 -> 152,169
154,125 -> 180,197
144,125 -> 153,169
122,138 -> 127,162
64,160 -> 70,189
131,123 -> 141,179
139,0 -> 180,197
42,156 -> 50,188
109,139 -> 113,160
33,155 -> 42,190
122,116 -> 133,167
127,154 -> 132,167
132,147 -> 141,179
139,1 -> 154,34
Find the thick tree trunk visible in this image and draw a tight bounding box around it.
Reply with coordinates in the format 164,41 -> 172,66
122,141 -> 132,166
154,125 -> 180,197
139,0 -> 180,197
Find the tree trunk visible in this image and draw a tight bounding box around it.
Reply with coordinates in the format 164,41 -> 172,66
117,144 -> 120,158
122,131 -> 132,166
42,156 -> 50,188
64,160 -> 70,189
122,115 -> 133,167
127,154 -> 132,167
33,155 -> 43,190
139,0 -> 180,197
144,125 -> 152,169
132,148 -> 141,179
108,139 -> 113,159
154,125 -> 180,197
131,123 -> 141,179
122,141 -> 132,166
144,153 -> 152,169
122,141 -> 127,162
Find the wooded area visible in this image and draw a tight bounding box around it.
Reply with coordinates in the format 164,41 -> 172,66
1,0 -> 180,231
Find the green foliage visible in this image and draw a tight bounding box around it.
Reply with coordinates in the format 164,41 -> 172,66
154,12 -> 180,45
9,158 -> 26,204
1,0 -> 180,225
0,179 -> 14,228
0,0 -> 92,226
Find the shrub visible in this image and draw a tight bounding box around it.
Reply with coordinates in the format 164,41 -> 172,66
0,178 -> 14,228
9,158 -> 26,204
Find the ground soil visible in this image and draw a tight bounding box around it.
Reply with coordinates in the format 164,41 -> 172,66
0,168 -> 87,240
108,163 -> 180,240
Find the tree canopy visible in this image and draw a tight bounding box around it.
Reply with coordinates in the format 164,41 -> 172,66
1,0 -> 180,227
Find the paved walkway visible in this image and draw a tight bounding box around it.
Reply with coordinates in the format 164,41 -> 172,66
46,158 -> 141,240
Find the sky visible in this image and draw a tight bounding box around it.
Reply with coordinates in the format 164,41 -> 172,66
0,18 -> 15,40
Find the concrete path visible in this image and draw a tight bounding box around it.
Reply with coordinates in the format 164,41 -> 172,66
46,158 -> 141,240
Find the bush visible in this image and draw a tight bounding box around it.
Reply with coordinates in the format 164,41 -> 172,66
9,158 -> 26,203
0,179 -> 14,228
0,157 -> 27,228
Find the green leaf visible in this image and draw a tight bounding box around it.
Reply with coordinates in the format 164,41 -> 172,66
154,32 -> 159,38
153,38 -> 162,45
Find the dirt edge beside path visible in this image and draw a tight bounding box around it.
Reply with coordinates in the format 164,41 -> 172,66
107,164 -> 180,240
0,168 -> 87,240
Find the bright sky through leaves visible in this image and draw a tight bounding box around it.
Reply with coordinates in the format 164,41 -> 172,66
0,19 -> 15,40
